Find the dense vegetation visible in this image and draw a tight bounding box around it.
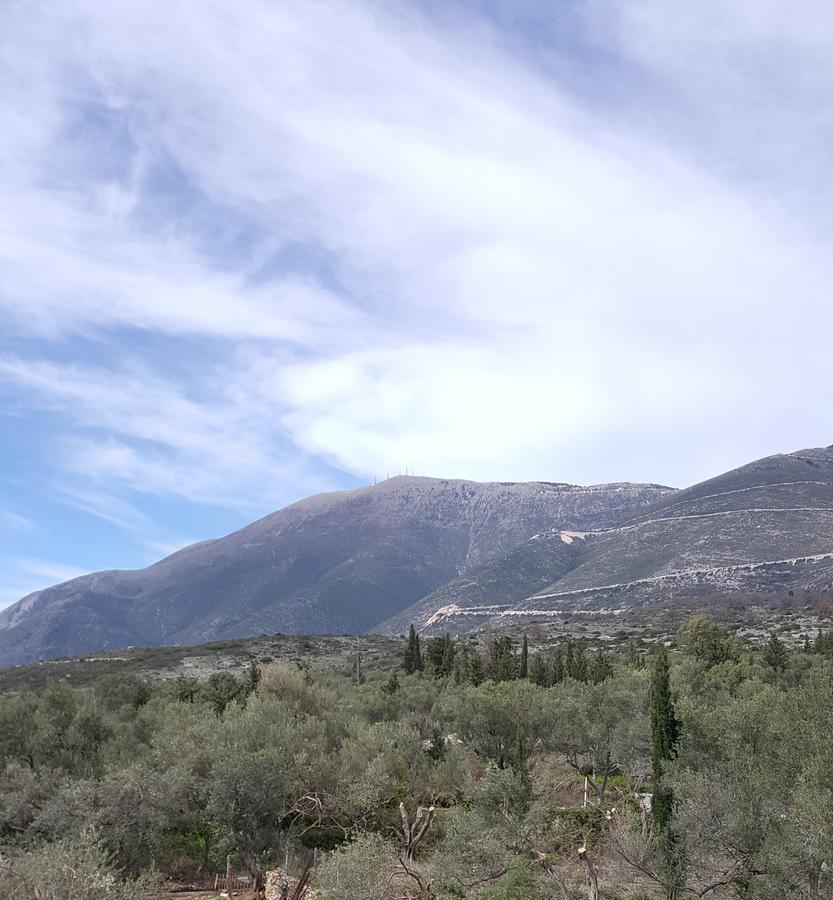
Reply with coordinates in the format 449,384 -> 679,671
1,616 -> 833,898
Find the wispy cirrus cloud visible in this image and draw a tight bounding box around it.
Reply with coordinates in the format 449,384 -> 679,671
1,0 -> 832,605
0,510 -> 36,533
0,557 -> 90,609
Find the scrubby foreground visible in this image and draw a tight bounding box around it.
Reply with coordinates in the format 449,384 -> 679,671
2,618 -> 833,899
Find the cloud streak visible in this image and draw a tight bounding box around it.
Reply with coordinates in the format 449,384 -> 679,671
1,0 -> 832,606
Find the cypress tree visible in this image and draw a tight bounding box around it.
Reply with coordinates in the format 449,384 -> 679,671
589,649 -> 612,683
627,640 -> 644,669
425,635 -> 446,673
520,635 -> 529,679
763,632 -> 789,672
404,625 -> 416,674
404,624 -> 424,674
469,652 -> 484,686
650,643 -> 678,829
549,649 -> 565,685
512,722 -> 532,811
571,643 -> 588,682
488,636 -> 517,682
454,644 -> 470,684
528,653 -> 547,686
650,643 -> 683,898
440,634 -> 456,677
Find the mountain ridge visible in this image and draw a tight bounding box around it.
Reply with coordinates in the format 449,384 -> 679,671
0,475 -> 671,666
5,446 -> 833,668
387,446 -> 833,634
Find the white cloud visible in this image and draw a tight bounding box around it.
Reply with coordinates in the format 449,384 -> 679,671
1,0 -> 832,522
0,354 -> 337,514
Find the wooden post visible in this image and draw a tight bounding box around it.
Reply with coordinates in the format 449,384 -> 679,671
226,854 -> 233,896
638,792 -> 652,839
577,846 -> 599,900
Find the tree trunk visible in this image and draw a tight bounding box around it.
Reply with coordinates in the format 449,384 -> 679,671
199,833 -> 211,874
539,857 -> 572,900
398,802 -> 436,897
597,751 -> 612,804
399,802 -> 435,864
637,793 -> 652,840
577,846 -> 599,900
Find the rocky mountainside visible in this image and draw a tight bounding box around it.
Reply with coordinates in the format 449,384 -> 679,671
0,477 -> 669,666
391,446 -> 833,634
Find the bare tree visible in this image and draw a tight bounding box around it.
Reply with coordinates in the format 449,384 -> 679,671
577,846 -> 599,900
398,802 -> 436,897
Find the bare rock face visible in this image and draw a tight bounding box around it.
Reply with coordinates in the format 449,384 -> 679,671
398,446 -> 833,633
0,476 -> 670,667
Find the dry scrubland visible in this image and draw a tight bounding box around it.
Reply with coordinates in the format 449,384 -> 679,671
2,615 -> 833,898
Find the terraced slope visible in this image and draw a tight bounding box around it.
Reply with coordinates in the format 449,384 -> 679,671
398,446 -> 833,633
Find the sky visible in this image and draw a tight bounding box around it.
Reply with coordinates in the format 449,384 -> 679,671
1,0 -> 832,609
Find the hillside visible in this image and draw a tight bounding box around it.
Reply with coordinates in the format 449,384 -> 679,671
0,476 -> 669,667
0,632 -> 405,694
398,446 -> 833,633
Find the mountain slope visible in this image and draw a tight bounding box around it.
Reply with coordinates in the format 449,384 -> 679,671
399,446 -> 833,633
0,476 -> 670,666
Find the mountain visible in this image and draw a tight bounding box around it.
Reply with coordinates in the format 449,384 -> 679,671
0,477 -> 669,667
390,446 -> 833,634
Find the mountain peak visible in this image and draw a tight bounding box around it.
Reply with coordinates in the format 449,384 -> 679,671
0,476 -> 669,667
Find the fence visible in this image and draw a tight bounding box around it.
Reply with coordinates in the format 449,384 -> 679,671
207,849 -> 321,893
212,872 -> 252,892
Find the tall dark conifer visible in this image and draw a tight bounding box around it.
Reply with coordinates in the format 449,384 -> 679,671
569,642 -> 588,682
520,635 -> 529,679
404,624 -> 424,674
528,653 -> 547,686
469,652 -> 484,685
440,634 -> 456,677
549,649 -> 565,685
763,632 -> 788,672
650,642 -> 678,831
650,644 -> 685,897
512,722 -> 532,811
565,639 -> 575,679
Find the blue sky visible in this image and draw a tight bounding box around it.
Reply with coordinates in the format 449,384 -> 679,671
1,0 -> 832,609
